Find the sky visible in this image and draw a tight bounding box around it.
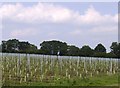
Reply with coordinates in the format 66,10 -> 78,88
0,2 -> 118,52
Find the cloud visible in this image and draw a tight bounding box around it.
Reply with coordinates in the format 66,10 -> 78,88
0,3 -> 22,19
0,3 -> 117,25
91,26 -> 117,34
76,6 -> 118,26
69,29 -> 83,36
10,28 -> 37,37
1,3 -> 118,36
0,3 -> 73,23
48,32 -> 58,36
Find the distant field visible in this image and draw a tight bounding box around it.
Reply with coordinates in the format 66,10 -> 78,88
0,53 -> 119,87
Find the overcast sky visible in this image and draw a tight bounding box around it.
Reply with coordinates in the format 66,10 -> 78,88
0,2 -> 118,52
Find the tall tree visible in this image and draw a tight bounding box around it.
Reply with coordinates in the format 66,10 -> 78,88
67,45 -> 80,56
1,39 -> 37,53
1,41 -> 7,52
118,43 -> 120,57
94,43 -> 106,53
40,40 -> 67,55
110,42 -> 120,57
79,45 -> 94,57
110,42 -> 118,54
5,39 -> 19,52
18,41 -> 37,53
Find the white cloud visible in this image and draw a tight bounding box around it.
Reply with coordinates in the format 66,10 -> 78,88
11,28 -> 37,37
87,26 -> 118,39
1,3 -> 118,37
70,29 -> 83,36
0,3 -> 22,19
79,5 -> 102,23
48,32 -> 58,36
69,26 -> 117,41
0,3 -> 73,23
0,3 -> 117,25
76,6 -> 118,26
91,26 -> 117,34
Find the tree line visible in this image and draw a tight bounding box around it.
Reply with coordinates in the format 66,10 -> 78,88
0,39 -> 120,58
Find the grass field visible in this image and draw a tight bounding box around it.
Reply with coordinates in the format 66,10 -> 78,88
3,74 -> 118,86
0,53 -> 119,87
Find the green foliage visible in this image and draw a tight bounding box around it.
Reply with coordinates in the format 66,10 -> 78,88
1,39 -> 37,54
1,39 -> 120,58
105,52 -> 117,58
110,42 -> 120,57
2,39 -> 19,53
79,45 -> 94,57
93,52 -> 107,57
18,41 -> 37,53
67,45 -> 80,56
94,43 -> 106,53
40,40 -> 67,55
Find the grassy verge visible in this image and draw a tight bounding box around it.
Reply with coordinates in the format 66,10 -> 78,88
2,74 -> 118,87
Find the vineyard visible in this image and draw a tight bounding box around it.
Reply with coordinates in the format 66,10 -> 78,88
0,53 -> 119,86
